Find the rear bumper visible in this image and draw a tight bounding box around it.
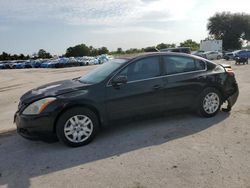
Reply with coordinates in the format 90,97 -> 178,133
235,57 -> 248,62
227,89 -> 239,108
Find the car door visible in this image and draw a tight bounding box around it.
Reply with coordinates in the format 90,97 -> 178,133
105,56 -> 165,120
161,55 -> 207,110
206,52 -> 212,60
210,52 -> 216,59
247,50 -> 250,58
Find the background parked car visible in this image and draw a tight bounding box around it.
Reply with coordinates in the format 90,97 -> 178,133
23,60 -> 35,68
234,49 -> 250,58
88,57 -> 99,65
202,51 -> 222,60
234,50 -> 250,64
12,60 -> 26,69
223,52 -> 234,60
54,58 -> 69,68
0,62 -> 5,69
160,47 -> 191,54
3,61 -> 15,69
40,60 -> 57,68
0,54 -> 113,70
192,50 -> 205,57
67,57 -> 80,67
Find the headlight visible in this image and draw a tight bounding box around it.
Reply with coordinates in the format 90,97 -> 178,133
22,97 -> 56,115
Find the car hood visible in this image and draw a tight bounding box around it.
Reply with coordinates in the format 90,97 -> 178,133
20,79 -> 90,104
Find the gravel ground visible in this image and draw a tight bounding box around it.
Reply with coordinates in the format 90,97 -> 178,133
0,60 -> 250,188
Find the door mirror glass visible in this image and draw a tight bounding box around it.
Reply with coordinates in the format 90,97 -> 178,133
111,75 -> 127,86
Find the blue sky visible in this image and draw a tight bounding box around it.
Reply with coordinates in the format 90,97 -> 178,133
0,0 -> 249,55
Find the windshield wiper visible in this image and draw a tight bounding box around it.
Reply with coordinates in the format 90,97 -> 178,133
72,77 -> 81,81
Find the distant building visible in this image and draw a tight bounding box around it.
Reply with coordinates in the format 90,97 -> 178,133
200,40 -> 222,52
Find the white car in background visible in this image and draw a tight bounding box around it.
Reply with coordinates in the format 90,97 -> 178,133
202,51 -> 223,60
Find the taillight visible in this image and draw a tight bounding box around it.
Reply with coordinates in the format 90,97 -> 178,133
225,67 -> 234,76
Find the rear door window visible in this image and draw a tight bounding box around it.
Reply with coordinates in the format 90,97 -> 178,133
163,56 -> 205,75
195,60 -> 206,70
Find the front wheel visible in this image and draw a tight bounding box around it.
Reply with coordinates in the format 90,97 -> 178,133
197,88 -> 221,117
56,107 -> 99,147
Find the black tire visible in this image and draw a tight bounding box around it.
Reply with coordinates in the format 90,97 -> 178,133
217,56 -> 221,60
197,88 -> 222,118
56,107 -> 99,147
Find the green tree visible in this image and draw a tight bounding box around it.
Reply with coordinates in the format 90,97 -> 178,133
144,46 -> 158,52
179,39 -> 200,51
98,47 -> 109,55
116,48 -> 123,54
0,52 -> 10,60
65,44 -> 90,57
19,54 -> 25,60
125,48 -> 143,54
207,12 -> 250,50
0,52 -> 31,60
156,43 -> 176,50
90,48 -> 99,56
12,54 -> 19,60
37,49 -> 52,59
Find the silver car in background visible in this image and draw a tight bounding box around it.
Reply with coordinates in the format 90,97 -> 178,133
202,51 -> 223,60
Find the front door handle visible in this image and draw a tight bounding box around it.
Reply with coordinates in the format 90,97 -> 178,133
198,76 -> 206,80
153,85 -> 161,90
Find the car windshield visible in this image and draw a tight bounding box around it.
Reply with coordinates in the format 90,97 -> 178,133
233,50 -> 242,54
79,59 -> 127,84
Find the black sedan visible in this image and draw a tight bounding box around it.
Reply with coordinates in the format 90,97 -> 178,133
15,52 -> 239,147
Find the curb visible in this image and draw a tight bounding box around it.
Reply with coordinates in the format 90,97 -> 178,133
0,129 -> 16,138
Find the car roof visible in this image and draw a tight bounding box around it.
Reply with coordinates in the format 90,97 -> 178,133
204,51 -> 213,53
114,52 -> 217,68
117,52 -> 207,61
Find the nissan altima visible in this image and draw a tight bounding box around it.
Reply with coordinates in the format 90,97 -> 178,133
14,52 -> 239,147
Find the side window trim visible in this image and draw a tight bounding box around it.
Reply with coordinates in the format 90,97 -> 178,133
106,56 -> 207,87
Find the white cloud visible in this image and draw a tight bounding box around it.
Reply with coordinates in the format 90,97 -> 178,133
93,26 -> 167,34
0,0 -> 198,26
1,0 -> 249,27
0,0 -> 137,25
1,0 -> 250,54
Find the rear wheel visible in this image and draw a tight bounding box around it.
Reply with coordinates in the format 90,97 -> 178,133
56,107 -> 99,147
197,88 -> 221,117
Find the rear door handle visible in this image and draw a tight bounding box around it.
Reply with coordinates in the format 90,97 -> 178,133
153,85 -> 161,90
198,76 -> 206,80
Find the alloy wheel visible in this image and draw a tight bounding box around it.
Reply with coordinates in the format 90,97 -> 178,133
64,115 -> 93,143
203,92 -> 220,114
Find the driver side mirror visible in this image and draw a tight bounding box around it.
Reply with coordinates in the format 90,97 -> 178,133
111,75 -> 128,87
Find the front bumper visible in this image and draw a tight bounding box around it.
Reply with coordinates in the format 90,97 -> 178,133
14,112 -> 57,141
